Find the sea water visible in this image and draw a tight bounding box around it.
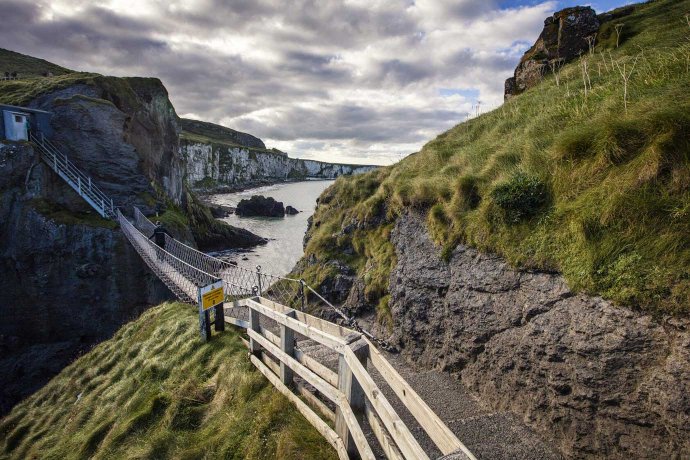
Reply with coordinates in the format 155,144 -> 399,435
207,180 -> 334,277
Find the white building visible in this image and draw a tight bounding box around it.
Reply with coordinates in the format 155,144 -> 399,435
0,104 -> 51,142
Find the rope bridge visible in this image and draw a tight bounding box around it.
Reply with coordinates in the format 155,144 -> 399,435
38,135 -> 475,460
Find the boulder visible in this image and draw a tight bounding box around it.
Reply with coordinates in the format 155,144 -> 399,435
505,6 -> 600,100
208,203 -> 235,218
235,195 -> 285,217
285,205 -> 299,215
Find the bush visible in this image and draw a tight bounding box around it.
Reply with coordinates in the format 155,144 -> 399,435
456,174 -> 482,210
491,173 -> 549,223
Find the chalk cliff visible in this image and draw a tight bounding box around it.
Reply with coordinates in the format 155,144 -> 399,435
179,119 -> 377,192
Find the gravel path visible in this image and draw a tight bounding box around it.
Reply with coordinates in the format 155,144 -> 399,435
374,352 -> 560,460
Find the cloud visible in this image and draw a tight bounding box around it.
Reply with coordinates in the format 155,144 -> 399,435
0,0 -> 571,164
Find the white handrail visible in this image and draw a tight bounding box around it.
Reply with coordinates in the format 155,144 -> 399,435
31,133 -> 116,219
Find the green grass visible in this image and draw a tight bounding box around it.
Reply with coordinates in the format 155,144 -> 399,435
300,0 -> 690,316
31,198 -> 118,229
0,73 -> 98,106
0,302 -> 336,460
0,48 -> 74,78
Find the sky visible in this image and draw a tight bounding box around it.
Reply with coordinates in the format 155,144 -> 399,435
0,0 -> 634,165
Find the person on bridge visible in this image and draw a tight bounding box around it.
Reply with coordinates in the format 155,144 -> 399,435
149,221 -> 172,259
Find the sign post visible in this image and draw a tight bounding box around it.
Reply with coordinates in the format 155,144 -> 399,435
198,280 -> 225,342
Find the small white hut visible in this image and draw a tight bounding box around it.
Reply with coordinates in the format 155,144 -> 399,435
0,104 -> 51,141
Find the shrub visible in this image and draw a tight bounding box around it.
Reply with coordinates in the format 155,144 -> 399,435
491,173 -> 550,223
456,174 -> 482,210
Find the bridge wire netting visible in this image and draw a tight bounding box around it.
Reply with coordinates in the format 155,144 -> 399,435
118,210 -> 217,303
129,207 -> 391,349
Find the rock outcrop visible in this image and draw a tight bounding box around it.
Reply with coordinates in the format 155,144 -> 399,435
236,195 -> 285,217
505,6 -> 600,99
387,213 -> 689,458
28,77 -> 184,209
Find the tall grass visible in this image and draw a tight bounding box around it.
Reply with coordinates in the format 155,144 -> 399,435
0,302 -> 336,459
300,0 -> 690,317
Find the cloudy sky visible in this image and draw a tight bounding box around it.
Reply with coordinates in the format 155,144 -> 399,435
1,0 -> 633,165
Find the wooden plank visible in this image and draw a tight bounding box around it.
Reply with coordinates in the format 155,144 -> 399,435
248,330 -> 375,459
365,404 -> 404,460
224,315 -> 249,329
250,355 -> 349,460
264,326 -> 339,388
295,347 -> 339,388
343,340 -> 430,460
295,382 -> 336,423
332,392 -> 376,460
246,298 -> 346,350
260,351 -> 281,376
336,340 -> 368,458
254,296 -> 360,341
281,310 -> 296,386
249,306 -> 262,354
260,326 -> 281,347
367,339 -> 474,459
247,329 -> 339,402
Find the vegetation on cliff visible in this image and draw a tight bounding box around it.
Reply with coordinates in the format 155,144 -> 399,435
0,302 -> 335,459
301,0 -> 690,317
0,48 -> 74,78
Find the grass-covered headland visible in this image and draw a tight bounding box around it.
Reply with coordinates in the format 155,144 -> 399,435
301,0 -> 690,319
0,303 -> 336,460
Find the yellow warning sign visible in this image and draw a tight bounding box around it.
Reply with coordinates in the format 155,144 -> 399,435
200,281 -> 224,310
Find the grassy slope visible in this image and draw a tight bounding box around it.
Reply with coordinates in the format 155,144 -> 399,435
0,48 -> 98,106
0,48 -> 74,77
0,302 -> 336,460
301,0 -> 690,318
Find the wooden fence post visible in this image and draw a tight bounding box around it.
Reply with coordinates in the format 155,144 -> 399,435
249,303 -> 262,355
280,310 -> 296,387
197,287 -> 211,342
214,303 -> 225,332
335,339 -> 369,457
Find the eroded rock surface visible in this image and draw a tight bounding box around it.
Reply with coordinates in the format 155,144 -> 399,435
505,6 -> 600,99
0,142 -> 169,415
389,213 -> 690,458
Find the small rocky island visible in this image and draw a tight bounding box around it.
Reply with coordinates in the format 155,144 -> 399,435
235,195 -> 299,217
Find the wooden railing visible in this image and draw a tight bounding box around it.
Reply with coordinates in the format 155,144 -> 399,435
228,297 -> 476,460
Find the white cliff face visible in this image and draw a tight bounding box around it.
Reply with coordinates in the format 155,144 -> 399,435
180,139 -> 376,190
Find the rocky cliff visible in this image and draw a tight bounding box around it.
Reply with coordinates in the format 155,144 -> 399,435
504,5 -> 635,99
296,1 -> 690,457
180,122 -> 377,192
388,213 -> 689,458
0,141 -> 170,414
0,57 -> 264,414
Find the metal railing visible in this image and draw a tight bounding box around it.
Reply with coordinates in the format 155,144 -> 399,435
31,133 -> 116,219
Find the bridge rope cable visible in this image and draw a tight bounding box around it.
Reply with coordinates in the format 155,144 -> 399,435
118,210 -> 218,303
131,207 -> 393,350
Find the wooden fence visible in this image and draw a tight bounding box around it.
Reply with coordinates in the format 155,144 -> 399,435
226,296 -> 476,460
